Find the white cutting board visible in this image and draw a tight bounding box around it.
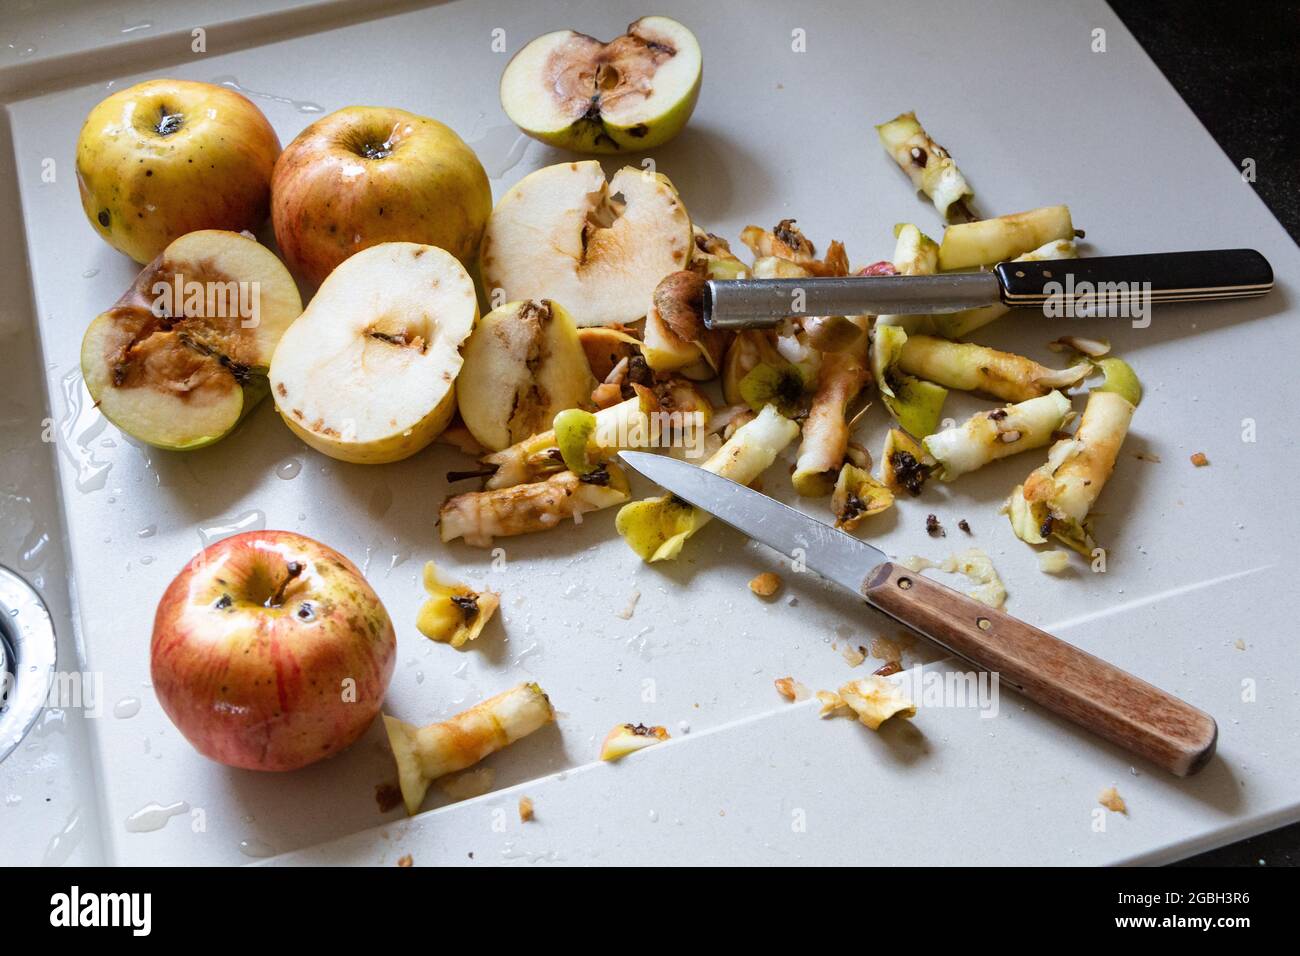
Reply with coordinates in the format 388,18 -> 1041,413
5,0 -> 1298,865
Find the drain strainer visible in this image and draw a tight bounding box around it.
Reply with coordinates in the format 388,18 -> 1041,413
0,565 -> 57,763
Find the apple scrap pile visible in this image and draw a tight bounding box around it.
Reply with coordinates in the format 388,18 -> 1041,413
75,16 -> 1143,814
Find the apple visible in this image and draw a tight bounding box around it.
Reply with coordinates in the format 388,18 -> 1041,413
151,530 -> 396,771
271,106 -> 491,285
80,230 -> 302,450
76,79 -> 280,264
499,16 -> 702,153
642,269 -> 728,379
456,299 -> 596,451
269,242 -> 478,463
480,160 -> 692,327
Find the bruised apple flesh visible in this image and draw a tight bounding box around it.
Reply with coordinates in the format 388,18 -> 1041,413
480,161 -> 692,327
76,79 -> 281,263
500,16 -> 702,153
80,230 -> 302,450
457,299 -> 596,451
269,242 -> 477,464
271,106 -> 491,285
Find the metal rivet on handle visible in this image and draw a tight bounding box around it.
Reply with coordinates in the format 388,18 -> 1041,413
897,577 -> 912,590
977,617 -> 992,631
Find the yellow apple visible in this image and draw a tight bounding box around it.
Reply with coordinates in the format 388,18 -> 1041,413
76,79 -> 281,264
271,106 -> 491,286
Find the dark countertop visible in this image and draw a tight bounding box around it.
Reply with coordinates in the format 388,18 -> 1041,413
1109,0 -> 1298,866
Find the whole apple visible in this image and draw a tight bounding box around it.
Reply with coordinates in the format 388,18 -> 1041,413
76,79 -> 281,264
271,106 -> 491,285
151,530 -> 396,771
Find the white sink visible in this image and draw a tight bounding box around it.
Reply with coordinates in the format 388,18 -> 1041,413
0,116 -> 104,861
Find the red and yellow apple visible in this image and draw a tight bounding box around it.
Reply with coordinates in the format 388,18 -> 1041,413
150,530 -> 396,772
270,106 -> 491,285
76,79 -> 281,264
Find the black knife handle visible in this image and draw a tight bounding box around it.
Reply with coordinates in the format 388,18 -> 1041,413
996,249 -> 1273,310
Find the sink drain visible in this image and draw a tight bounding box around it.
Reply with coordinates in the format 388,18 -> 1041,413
0,565 -> 57,763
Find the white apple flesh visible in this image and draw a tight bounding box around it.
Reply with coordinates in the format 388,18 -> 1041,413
456,299 -> 596,451
269,242 -> 478,464
150,530 -> 396,772
480,160 -> 693,327
500,16 -> 702,153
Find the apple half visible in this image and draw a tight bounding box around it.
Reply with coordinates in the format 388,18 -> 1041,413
456,299 -> 596,452
480,160 -> 692,327
269,242 -> 478,464
80,229 -> 302,451
499,16 -> 702,153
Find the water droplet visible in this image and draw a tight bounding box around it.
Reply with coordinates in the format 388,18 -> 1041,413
82,268 -> 99,278
239,837 -> 276,858
18,525 -> 49,571
36,709 -> 67,736
114,697 -> 142,719
125,800 -> 189,833
275,458 -> 302,480
468,125 -> 532,179
42,808 -> 83,865
511,642 -> 543,671
210,75 -> 324,114
57,370 -> 112,492
137,524 -> 156,538
198,509 -> 266,549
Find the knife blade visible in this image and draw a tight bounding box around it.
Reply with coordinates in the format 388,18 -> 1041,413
702,248 -> 1274,329
618,451 -> 1219,777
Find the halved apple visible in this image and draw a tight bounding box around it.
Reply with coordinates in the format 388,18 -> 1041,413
479,161 -> 693,327
499,16 -> 702,154
269,242 -> 477,464
456,299 -> 596,452
80,230 -> 301,450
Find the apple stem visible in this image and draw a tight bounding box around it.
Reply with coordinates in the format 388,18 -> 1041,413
266,560 -> 303,608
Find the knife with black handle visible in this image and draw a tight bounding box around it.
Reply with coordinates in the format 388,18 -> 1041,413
702,248 -> 1273,328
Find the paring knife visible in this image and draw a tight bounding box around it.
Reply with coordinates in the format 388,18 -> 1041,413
702,248 -> 1274,328
619,451 -> 1218,777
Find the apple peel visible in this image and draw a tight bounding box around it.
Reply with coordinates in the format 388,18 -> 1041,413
416,561 -> 500,648
384,682 -> 555,815
599,722 -> 670,761
440,464 -> 631,547
615,404 -> 799,562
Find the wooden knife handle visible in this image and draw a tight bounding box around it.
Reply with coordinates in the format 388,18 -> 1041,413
862,562 -> 1217,777
996,248 -> 1273,308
